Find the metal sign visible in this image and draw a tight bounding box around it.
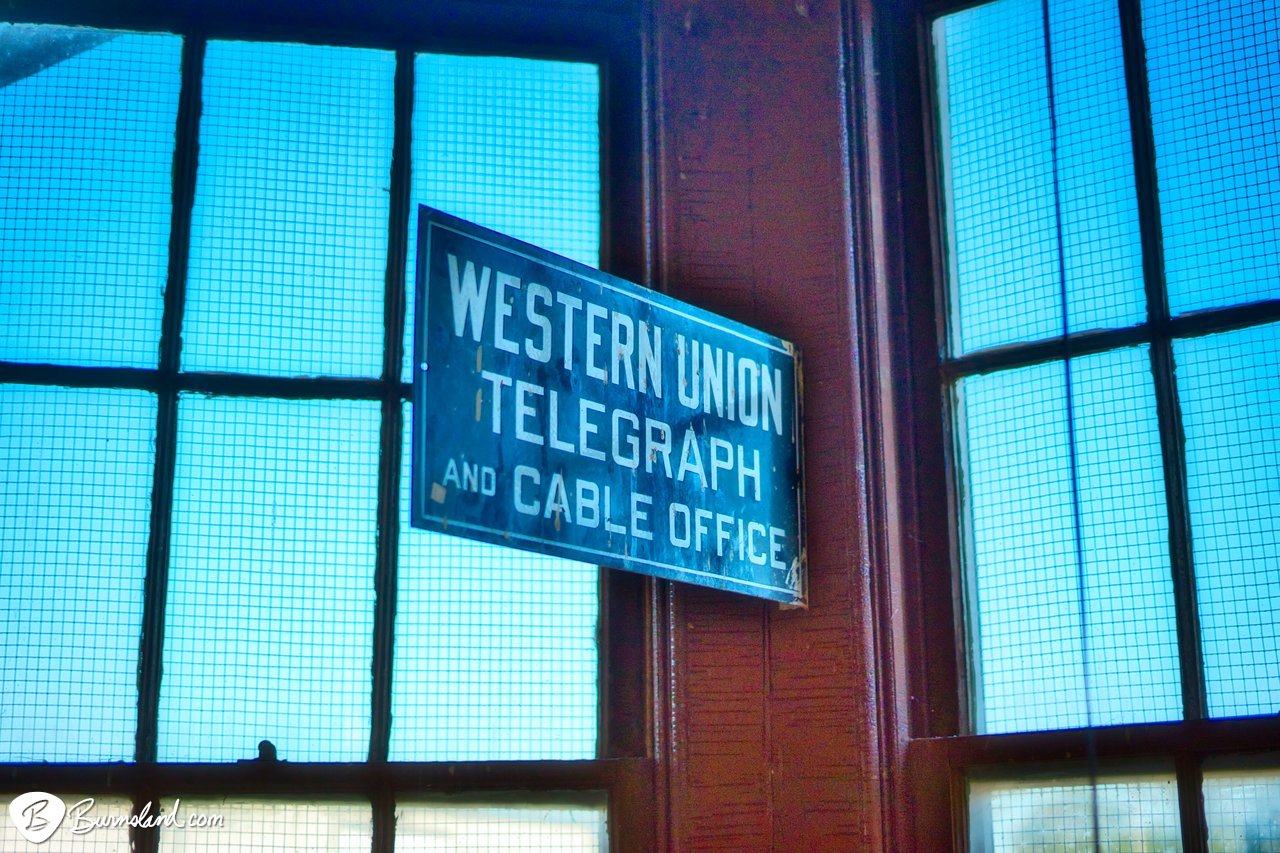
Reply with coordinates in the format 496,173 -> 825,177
411,207 -> 806,604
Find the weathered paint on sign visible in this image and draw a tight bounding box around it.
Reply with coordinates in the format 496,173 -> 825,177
411,207 -> 806,604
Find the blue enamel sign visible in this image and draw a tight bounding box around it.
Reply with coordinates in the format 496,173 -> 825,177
411,207 -> 806,604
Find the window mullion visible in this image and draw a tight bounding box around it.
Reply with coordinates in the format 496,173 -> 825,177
1117,0 -> 1206,726
370,44 -> 412,766
370,46 -> 413,853
133,32 -> 205,853
1118,4 -> 1208,850
1175,753 -> 1210,853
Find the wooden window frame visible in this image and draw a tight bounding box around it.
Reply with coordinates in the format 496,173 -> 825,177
852,0 -> 1280,849
0,2 -> 655,850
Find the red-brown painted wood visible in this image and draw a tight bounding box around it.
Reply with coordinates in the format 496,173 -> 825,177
652,1 -> 883,848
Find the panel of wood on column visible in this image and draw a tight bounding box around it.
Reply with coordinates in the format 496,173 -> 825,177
653,0 -> 880,848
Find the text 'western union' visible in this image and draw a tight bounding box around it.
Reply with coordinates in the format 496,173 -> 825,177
448,253 -> 786,435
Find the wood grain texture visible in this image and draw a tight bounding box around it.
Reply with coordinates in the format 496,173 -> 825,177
653,0 -> 883,848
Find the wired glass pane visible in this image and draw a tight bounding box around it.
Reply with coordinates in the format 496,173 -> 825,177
968,774 -> 1181,851
1145,0 -> 1280,315
404,54 -> 600,382
959,348 -> 1179,733
158,800 -> 371,852
160,396 -> 380,762
1203,765 -> 1280,852
0,386 -> 154,762
396,801 -> 607,852
392,404 -> 599,761
0,795 -> 133,852
3,10 -> 605,815
0,26 -> 179,368
183,41 -> 394,378
1176,323 -> 1280,718
934,0 -> 1144,356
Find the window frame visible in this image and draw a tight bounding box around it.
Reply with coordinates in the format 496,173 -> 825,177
852,0 -> 1280,849
0,2 -> 655,850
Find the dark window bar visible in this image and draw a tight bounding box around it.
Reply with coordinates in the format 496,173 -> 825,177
938,297 -> 1280,382
1175,753 -> 1209,853
367,46 -> 415,853
1120,0 -> 1207,846
131,32 -> 206,853
369,46 -> 414,768
919,716 -> 1280,769
0,362 -> 410,401
0,758 -> 648,799
1116,0 -> 1207,727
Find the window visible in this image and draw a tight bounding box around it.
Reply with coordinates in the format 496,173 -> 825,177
1,6 -> 641,849
928,0 -> 1280,846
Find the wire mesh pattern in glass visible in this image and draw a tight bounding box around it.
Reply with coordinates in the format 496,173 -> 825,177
0,23 -> 602,773
182,41 -> 395,379
0,795 -> 132,853
957,349 -> 1180,733
0,27 -> 180,368
933,0 -> 1144,356
1144,0 -> 1280,315
0,386 -> 155,762
157,800 -> 371,853
1203,764 -> 1280,852
395,801 -> 607,853
935,0 -> 1280,735
160,397 -> 381,762
1176,323 -> 1280,718
968,774 -> 1182,852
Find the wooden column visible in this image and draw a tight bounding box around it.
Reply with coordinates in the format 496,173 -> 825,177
651,1 -> 883,847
